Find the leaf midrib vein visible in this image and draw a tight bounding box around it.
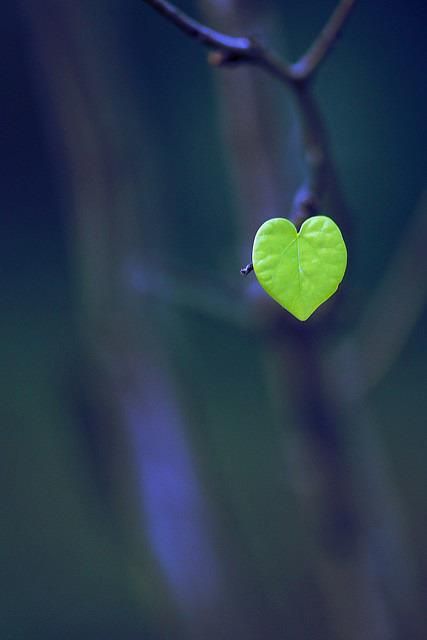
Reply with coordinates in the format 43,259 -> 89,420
271,236 -> 298,294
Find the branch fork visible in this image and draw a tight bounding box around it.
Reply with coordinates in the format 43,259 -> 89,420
142,0 -> 356,84
141,0 -> 357,274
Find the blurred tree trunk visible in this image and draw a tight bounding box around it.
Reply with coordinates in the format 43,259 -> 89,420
22,2 -> 247,638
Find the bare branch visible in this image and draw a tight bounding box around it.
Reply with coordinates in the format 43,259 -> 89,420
292,0 -> 358,80
143,0 -> 353,251
288,82 -> 349,229
240,262 -> 253,276
143,0 -> 357,87
141,0 -> 250,51
141,0 -> 295,86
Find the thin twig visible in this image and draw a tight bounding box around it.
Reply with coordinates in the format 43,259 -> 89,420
291,0 -> 357,80
240,262 -> 253,276
143,0 -> 354,256
142,0 -> 357,87
141,0 -> 251,51
143,0 -> 355,230
141,0 -> 295,85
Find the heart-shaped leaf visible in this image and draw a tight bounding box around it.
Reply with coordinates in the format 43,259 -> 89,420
252,216 -> 347,321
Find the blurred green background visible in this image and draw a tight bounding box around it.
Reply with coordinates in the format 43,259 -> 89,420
2,1 -> 427,639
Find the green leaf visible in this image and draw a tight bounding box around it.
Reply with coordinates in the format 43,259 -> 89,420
252,216 -> 347,321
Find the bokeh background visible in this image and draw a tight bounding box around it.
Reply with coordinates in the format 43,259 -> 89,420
2,1 -> 427,639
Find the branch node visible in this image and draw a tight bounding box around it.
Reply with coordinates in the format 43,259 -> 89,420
208,50 -> 243,67
290,186 -> 320,227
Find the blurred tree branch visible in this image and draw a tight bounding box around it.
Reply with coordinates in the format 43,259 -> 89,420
357,189 -> 427,392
